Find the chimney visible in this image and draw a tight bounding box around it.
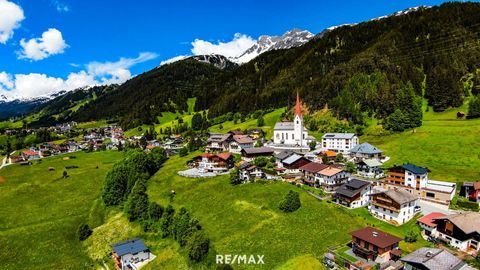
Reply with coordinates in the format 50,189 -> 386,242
372,231 -> 378,237
426,251 -> 433,258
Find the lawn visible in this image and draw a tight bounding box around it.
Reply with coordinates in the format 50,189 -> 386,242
144,153 -> 429,269
362,104 -> 480,182
0,150 -> 123,270
209,108 -> 285,139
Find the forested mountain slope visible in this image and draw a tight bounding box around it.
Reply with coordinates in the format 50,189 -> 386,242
61,2 -> 480,129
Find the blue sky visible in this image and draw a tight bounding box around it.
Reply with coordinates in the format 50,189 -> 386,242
0,0 -> 463,98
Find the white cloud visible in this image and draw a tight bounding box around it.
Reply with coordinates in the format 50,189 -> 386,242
1,52 -> 158,99
0,0 -> 25,44
52,0 -> 69,12
160,33 -> 255,65
191,33 -> 255,58
18,28 -> 68,61
160,55 -> 188,65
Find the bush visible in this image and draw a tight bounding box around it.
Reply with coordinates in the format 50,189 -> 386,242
279,190 -> 301,213
179,147 -> 188,157
77,223 -> 92,241
186,231 -> 210,262
456,200 -> 479,211
404,230 -> 418,243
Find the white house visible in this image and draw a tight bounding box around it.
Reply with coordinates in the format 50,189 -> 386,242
334,179 -> 372,208
417,212 -> 445,237
321,133 -> 359,154
111,238 -> 152,270
228,135 -> 254,154
369,188 -> 419,225
357,159 -> 384,179
238,162 -> 265,182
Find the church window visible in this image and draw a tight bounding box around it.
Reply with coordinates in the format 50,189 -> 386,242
292,134 -> 294,140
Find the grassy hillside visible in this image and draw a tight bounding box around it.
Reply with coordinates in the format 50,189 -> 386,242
0,151 -> 123,270
143,153 -> 429,269
363,104 -> 480,182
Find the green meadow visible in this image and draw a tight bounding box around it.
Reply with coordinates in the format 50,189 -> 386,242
0,151 -> 123,270
363,104 -> 480,182
142,153 -> 429,269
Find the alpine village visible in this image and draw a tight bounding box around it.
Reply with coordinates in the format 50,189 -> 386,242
2,2 -> 480,270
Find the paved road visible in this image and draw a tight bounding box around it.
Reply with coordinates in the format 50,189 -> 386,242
0,151 -> 16,170
418,200 -> 454,215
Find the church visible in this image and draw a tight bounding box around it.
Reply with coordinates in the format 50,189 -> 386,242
270,93 -> 315,152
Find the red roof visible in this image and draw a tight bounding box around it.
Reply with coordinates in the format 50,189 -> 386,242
417,212 -> 445,227
322,150 -> 337,157
350,227 -> 401,248
23,150 -> 39,156
295,92 -> 302,118
216,152 -> 232,161
200,153 -> 214,158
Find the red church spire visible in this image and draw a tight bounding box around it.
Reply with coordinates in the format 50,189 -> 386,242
295,91 -> 302,118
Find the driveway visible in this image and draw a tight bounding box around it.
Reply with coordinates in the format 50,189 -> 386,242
418,200 -> 453,215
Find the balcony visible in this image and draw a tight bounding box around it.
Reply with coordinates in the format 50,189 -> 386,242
352,243 -> 377,257
371,201 -> 400,213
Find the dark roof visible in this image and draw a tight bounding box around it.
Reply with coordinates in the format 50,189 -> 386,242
300,162 -> 329,173
335,179 -> 370,198
401,248 -> 466,270
239,162 -> 251,170
350,227 -> 401,248
112,238 -> 149,257
276,150 -> 295,161
401,163 -> 428,175
242,147 -> 274,155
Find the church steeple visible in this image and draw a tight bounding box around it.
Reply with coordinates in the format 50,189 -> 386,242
295,91 -> 302,118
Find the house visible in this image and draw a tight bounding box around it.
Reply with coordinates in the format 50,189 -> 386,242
241,147 -> 274,161
432,212 -> 480,252
383,163 -> 456,206
316,166 -> 350,190
334,179 -> 372,208
349,142 -> 383,161
228,135 -> 254,154
238,162 -> 265,182
300,162 -> 329,187
460,182 -> 480,203
22,149 -> 40,160
350,227 -> 402,263
279,154 -> 311,174
417,212 -> 445,237
401,247 -> 474,270
206,133 -> 232,152
228,130 -> 244,135
369,188 -> 419,225
299,162 -> 349,190
189,153 -> 233,173
319,150 -> 337,162
385,163 -> 429,190
111,238 -> 152,270
321,133 -> 359,154
357,159 -> 384,179
275,150 -> 296,168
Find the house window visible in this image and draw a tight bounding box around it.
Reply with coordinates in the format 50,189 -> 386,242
373,246 -> 378,252
356,238 -> 361,245
364,242 -> 369,249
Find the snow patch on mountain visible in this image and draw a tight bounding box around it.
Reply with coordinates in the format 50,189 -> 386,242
232,28 -> 313,64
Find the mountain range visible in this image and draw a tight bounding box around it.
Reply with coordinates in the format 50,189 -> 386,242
2,2 -> 479,130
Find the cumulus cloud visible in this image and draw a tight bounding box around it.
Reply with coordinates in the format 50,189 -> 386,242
0,0 -> 25,44
18,28 -> 68,61
160,33 -> 255,65
191,33 -> 255,58
1,52 -> 158,99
